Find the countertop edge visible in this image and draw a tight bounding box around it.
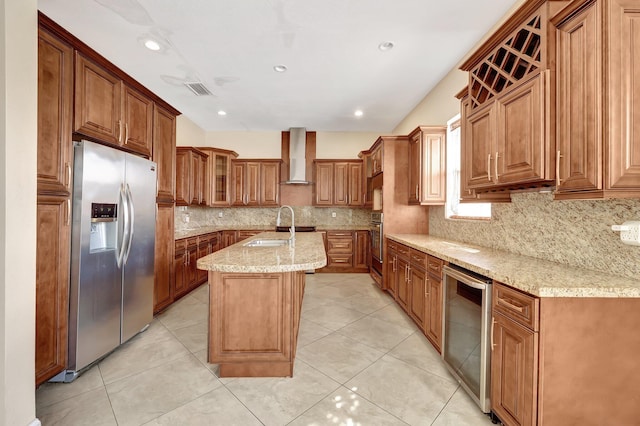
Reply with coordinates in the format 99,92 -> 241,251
196,232 -> 327,273
386,234 -> 640,298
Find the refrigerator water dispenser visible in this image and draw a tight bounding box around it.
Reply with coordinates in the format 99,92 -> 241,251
90,203 -> 117,252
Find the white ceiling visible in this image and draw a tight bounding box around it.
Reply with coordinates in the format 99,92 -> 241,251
38,0 -> 519,132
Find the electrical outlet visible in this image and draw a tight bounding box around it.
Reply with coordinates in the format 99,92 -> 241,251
331,212 -> 336,218
218,211 -> 223,218
611,221 -> 640,246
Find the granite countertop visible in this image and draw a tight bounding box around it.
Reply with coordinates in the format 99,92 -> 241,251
197,232 -> 327,273
176,224 -> 370,239
387,234 -> 640,298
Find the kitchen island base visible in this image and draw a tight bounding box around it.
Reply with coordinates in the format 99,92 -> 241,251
208,270 -> 305,377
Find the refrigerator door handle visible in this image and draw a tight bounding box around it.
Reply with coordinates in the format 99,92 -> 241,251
123,184 -> 135,264
116,183 -> 130,268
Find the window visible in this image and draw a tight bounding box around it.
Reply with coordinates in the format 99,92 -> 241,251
445,114 -> 491,219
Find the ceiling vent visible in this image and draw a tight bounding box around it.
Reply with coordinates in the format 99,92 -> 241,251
184,81 -> 213,96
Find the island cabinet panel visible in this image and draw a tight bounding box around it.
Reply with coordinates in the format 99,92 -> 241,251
209,271 -> 305,377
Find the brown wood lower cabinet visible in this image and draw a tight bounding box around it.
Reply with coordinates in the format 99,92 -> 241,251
491,282 -> 640,426
153,203 -> 174,313
384,238 -> 444,353
35,196 -> 70,385
321,230 -> 369,272
169,232 -> 221,309
208,270 -> 305,377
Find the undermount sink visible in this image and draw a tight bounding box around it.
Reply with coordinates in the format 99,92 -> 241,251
243,239 -> 292,247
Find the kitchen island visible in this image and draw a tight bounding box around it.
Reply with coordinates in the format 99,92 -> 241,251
196,232 -> 326,377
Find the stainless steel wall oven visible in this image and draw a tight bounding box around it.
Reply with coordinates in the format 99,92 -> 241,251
442,264 -> 492,413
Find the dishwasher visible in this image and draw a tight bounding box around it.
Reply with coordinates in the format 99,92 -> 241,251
441,264 -> 493,413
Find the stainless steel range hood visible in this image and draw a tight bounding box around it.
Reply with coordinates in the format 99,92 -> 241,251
283,127 -> 312,184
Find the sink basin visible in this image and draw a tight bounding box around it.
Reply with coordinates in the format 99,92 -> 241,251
243,239 -> 292,247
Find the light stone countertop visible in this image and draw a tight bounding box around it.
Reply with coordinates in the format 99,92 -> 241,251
387,234 -> 640,298
176,225 -> 369,240
196,232 -> 327,273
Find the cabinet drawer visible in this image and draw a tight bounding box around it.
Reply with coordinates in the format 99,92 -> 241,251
186,237 -> 198,249
397,244 -> 411,258
427,256 -> 444,277
410,249 -> 426,268
327,254 -> 353,267
327,238 -> 353,253
175,238 -> 187,252
492,283 -> 539,331
327,231 -> 353,238
387,240 -> 399,252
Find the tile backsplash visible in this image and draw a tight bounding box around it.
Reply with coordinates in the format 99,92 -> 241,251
429,191 -> 640,280
175,206 -> 370,230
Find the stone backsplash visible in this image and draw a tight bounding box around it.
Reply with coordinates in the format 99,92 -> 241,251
175,205 -> 370,231
429,191 -> 640,280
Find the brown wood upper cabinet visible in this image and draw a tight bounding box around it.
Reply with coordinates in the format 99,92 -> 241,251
176,147 -> 208,206
408,126 -> 447,205
153,106 -> 177,202
231,160 -> 281,206
459,0 -> 569,193
313,160 -> 364,206
196,147 -> 238,206
36,27 -> 74,386
74,53 -> 153,157
552,0 -> 640,199
38,28 -> 74,196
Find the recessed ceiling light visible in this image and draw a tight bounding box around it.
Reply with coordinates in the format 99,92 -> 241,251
354,110 -> 364,117
273,64 -> 288,73
378,41 -> 395,51
217,110 -> 227,116
144,39 -> 161,51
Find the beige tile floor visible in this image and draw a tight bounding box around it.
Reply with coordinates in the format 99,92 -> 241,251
36,273 -> 495,426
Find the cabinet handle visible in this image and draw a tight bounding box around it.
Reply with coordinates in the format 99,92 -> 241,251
66,163 -> 71,188
495,151 -> 499,181
66,199 -> 71,226
425,276 -> 429,296
118,119 -> 123,143
415,184 -> 419,201
491,318 -> 496,351
497,297 -> 525,313
125,122 -> 129,143
487,153 -> 492,181
556,150 -> 563,187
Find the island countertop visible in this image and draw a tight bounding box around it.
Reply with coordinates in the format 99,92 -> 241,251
197,232 -> 327,273
386,234 -> 640,298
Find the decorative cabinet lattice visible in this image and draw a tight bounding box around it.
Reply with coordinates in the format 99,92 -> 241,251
458,0 -> 569,193
469,14 -> 543,110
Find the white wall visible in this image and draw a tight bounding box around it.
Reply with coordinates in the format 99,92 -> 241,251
176,115 -> 206,147
0,0 -> 38,424
392,68 -> 467,134
314,132 -> 379,159
200,130 -> 379,159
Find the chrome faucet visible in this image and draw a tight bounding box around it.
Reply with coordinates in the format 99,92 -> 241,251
276,205 -> 295,247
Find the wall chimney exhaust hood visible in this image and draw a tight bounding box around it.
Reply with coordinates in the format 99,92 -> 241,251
283,127 -> 312,184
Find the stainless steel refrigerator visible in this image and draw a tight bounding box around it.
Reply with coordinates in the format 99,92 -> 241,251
58,140 -> 157,382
